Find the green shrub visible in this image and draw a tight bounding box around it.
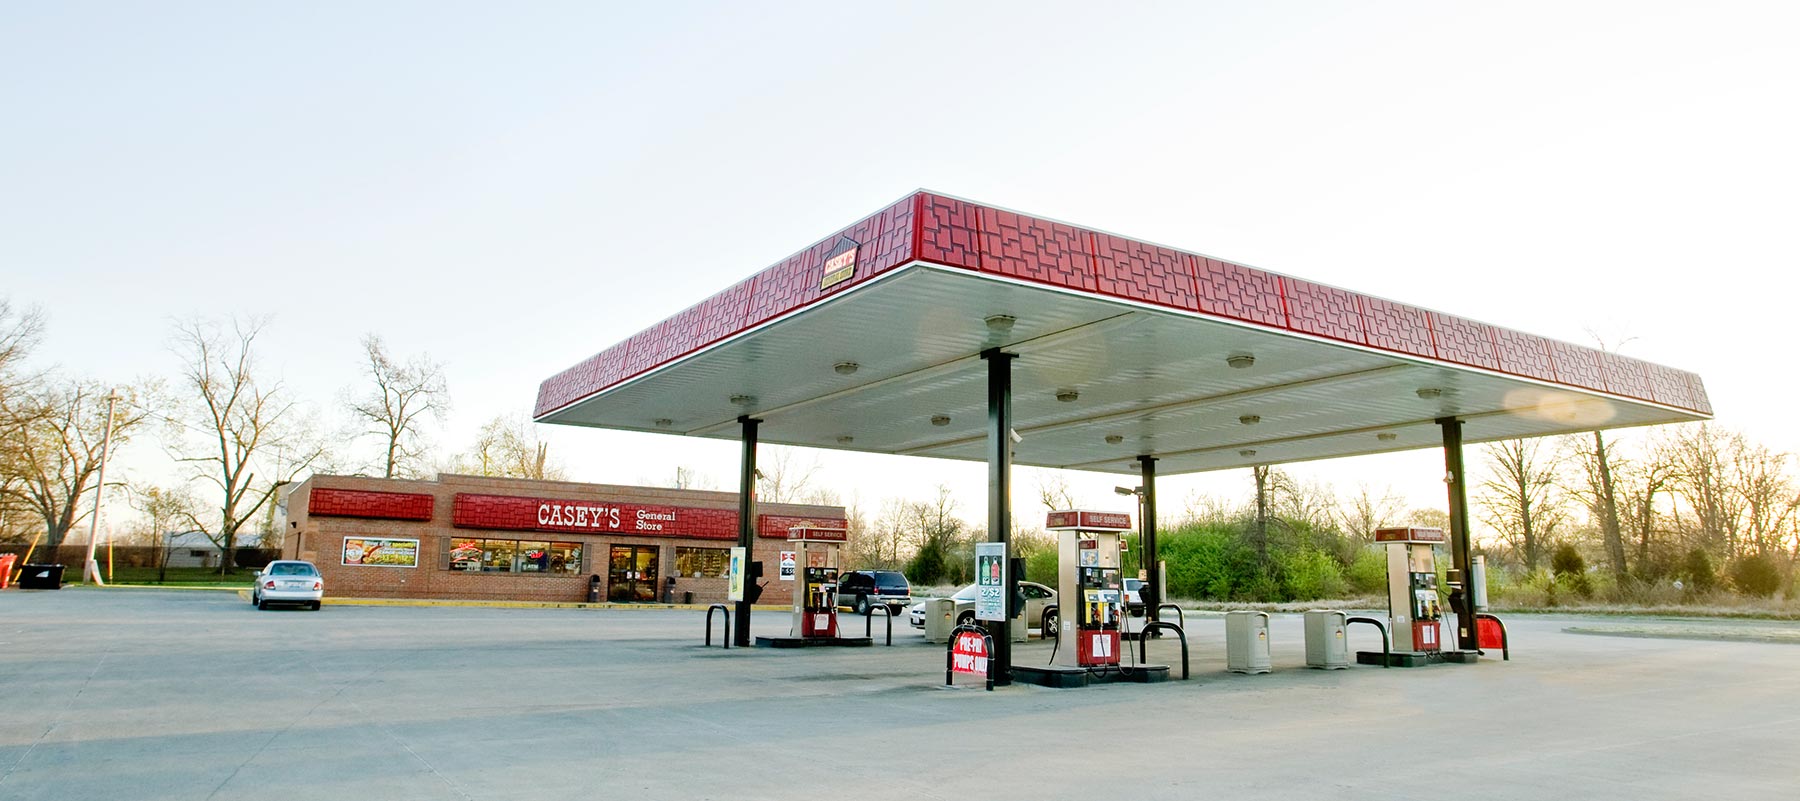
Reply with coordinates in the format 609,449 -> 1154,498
1551,543 -> 1586,577
1679,548 -> 1718,592
1346,547 -> 1388,595
1273,547 -> 1348,600
1728,553 -> 1784,597
906,539 -> 949,585
1158,522 -> 1260,601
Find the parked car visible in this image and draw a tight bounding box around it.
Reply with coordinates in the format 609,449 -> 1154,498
836,570 -> 912,615
252,560 -> 323,610
1123,577 -> 1146,616
907,581 -> 1059,635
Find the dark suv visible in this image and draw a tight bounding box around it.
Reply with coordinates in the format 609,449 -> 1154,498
837,570 -> 912,615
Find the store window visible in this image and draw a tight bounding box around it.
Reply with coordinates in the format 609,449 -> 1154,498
673,547 -> 729,578
445,537 -> 584,574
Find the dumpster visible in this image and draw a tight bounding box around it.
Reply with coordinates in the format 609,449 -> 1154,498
1304,609 -> 1349,669
19,564 -> 64,590
1226,610 -> 1271,674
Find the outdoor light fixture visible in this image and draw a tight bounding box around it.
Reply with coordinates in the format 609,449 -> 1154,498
1056,389 -> 1079,403
730,394 -> 757,407
653,418 -> 673,428
1105,434 -> 1124,444
1239,414 -> 1261,425
1239,449 -> 1257,458
984,314 -> 1016,333
836,435 -> 854,445
1377,432 -> 1398,441
930,414 -> 951,426
1416,388 -> 1442,399
833,362 -> 859,375
1226,353 -> 1256,369
1114,486 -> 1141,496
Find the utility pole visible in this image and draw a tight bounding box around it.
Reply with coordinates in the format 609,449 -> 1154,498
83,390 -> 120,586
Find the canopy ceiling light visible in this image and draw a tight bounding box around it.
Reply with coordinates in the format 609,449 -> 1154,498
834,362 -> 859,376
1226,354 -> 1255,369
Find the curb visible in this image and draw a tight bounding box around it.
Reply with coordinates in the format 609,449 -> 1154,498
234,590 -> 790,612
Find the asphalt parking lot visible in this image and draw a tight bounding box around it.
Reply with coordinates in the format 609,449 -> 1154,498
2,589 -> 1796,801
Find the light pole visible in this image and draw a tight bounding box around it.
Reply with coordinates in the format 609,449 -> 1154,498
1114,485 -> 1144,572
83,390 -> 120,586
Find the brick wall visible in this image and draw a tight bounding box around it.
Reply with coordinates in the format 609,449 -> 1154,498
284,473 -> 846,605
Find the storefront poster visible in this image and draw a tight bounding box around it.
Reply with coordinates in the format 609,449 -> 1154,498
727,547 -> 746,601
975,542 -> 1005,621
779,551 -> 795,581
342,537 -> 419,568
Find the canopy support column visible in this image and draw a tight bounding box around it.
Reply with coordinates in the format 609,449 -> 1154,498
734,415 -> 761,647
982,348 -> 1016,686
1138,455 -> 1159,623
1439,416 -> 1476,651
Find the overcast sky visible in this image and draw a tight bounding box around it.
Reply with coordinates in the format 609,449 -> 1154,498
4,2 -> 1796,530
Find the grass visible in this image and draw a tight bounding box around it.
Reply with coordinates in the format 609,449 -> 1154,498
67,565 -> 259,589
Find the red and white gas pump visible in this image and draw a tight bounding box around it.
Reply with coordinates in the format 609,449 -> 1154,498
788,527 -> 844,639
1375,527 -> 1445,652
1046,510 -> 1133,668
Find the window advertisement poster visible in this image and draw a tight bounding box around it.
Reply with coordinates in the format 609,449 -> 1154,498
342,537 -> 419,568
975,541 -> 1006,621
779,551 -> 796,581
727,547 -> 746,601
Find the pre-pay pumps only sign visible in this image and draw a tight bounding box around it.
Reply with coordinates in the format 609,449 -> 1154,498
975,542 -> 1006,621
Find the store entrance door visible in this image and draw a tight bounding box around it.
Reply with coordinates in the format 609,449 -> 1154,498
608,546 -> 659,602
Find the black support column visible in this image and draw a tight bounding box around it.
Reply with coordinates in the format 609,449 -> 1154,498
982,348 -> 1016,686
1439,416 -> 1476,652
734,415 -> 761,647
1138,455 -> 1159,624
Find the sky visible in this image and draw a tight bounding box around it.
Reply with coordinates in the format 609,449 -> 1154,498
4,2 -> 1797,536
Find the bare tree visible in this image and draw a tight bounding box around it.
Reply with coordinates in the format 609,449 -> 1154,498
1669,424 -> 1746,556
755,446 -> 819,504
0,300 -> 47,542
169,317 -> 327,574
1616,435 -> 1680,572
1036,472 -> 1080,512
1732,440 -> 1799,556
1565,431 -> 1628,579
0,379 -> 148,549
346,334 -> 448,479
127,482 -> 198,582
448,414 -> 568,480
1340,483 -> 1405,543
1477,438 -> 1566,570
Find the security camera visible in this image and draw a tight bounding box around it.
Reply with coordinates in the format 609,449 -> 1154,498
1009,428 -> 1022,444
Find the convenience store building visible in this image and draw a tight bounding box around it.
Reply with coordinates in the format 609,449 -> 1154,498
281,473 -> 846,604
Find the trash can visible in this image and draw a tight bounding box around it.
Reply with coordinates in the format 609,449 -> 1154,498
0,554 -> 16,589
19,564 -> 64,590
1226,610 -> 1272,674
586,574 -> 601,603
1304,609 -> 1349,669
923,598 -> 956,643
682,591 -> 694,605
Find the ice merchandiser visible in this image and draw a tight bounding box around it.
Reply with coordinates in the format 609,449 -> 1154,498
1374,527 -> 1445,652
1046,509 -> 1134,668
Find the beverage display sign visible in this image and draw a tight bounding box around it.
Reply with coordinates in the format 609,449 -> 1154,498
727,547 -> 746,601
975,541 -> 1006,622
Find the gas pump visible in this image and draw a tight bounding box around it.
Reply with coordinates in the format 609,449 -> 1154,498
788,527 -> 845,640
1046,510 -> 1134,668
1375,527 -> 1445,652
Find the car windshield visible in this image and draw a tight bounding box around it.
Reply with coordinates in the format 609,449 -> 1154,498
875,572 -> 908,589
951,585 -> 978,601
266,563 -> 318,577
1124,579 -> 1142,589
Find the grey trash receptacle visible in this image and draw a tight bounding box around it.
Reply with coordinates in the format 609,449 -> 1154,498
1226,610 -> 1272,674
923,598 -> 957,643
1304,609 -> 1349,669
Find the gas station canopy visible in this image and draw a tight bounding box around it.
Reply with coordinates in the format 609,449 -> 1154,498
535,191 -> 1709,475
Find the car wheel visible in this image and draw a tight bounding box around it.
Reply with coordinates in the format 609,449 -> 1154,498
957,611 -> 975,627
854,595 -> 870,615
311,601 -> 322,611
250,591 -> 258,606
1043,610 -> 1059,638
257,598 -> 268,610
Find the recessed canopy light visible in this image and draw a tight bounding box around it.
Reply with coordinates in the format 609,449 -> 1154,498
1056,389 -> 1079,403
1105,434 -> 1124,445
930,415 -> 951,427
1239,449 -> 1257,458
730,394 -> 757,407
653,418 -> 673,428
1239,414 -> 1261,425
984,314 -> 1016,333
836,435 -> 854,445
1227,354 -> 1255,369
1377,432 -> 1398,441
834,362 -> 859,376
1416,388 -> 1442,399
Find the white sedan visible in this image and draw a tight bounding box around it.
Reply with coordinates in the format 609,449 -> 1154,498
252,560 -> 324,610
907,581 -> 1059,634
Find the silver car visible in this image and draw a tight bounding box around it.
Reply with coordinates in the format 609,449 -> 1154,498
252,560 -> 324,610
907,581 -> 1059,635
